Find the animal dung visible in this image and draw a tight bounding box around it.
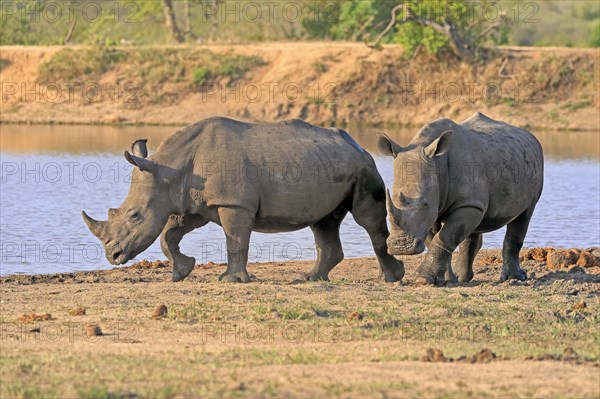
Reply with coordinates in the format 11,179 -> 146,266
347,311 -> 364,321
152,304 -> 168,319
422,348 -> 448,363
69,306 -> 86,316
17,313 -> 52,323
86,324 -> 103,337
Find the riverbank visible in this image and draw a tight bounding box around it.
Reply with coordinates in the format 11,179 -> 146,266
2,249 -> 599,398
1,43 -> 598,130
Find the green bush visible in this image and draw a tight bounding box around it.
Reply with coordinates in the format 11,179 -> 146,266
591,23 -> 600,47
216,55 -> 265,81
37,47 -> 126,83
192,67 -> 212,86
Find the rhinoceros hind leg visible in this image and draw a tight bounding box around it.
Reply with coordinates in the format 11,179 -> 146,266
351,179 -> 405,282
454,233 -> 482,283
161,214 -> 208,282
500,206 -> 534,282
218,207 -> 255,283
304,207 -> 348,282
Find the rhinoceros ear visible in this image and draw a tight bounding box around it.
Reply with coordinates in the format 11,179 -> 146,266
131,139 -> 148,158
424,130 -> 452,158
376,134 -> 402,158
124,150 -> 158,174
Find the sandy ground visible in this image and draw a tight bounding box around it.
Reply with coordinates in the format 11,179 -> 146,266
1,250 -> 599,398
0,43 -> 598,130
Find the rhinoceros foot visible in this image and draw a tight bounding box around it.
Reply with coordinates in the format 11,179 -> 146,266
414,270 -> 457,287
172,256 -> 196,282
500,267 -> 527,282
381,264 -> 405,283
456,269 -> 474,284
219,270 -> 254,283
305,271 -> 330,282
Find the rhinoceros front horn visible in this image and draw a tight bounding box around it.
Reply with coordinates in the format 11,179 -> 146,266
386,189 -> 402,225
81,211 -> 107,240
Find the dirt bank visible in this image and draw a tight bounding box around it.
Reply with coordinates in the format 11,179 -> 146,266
2,249 -> 599,398
0,43 -> 598,130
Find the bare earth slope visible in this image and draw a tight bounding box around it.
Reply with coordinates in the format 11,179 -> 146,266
1,250 -> 599,398
1,43 -> 598,129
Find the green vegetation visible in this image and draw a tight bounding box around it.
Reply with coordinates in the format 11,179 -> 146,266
37,47 -> 125,83
592,23 -> 600,47
192,67 -> 212,86
0,0 -> 597,50
37,47 -> 265,94
215,55 -> 266,81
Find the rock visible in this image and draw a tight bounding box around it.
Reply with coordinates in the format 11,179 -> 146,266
86,324 -> 103,336
547,249 -> 580,270
576,250 -> 600,267
152,304 -> 168,319
69,306 -> 86,316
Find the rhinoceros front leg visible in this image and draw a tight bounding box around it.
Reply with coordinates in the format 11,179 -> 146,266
161,214 -> 207,282
454,233 -> 482,283
416,207 -> 483,286
500,206 -> 534,282
218,207 -> 255,283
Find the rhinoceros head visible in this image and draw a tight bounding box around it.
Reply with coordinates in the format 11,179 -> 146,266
82,140 -> 176,265
376,130 -> 452,255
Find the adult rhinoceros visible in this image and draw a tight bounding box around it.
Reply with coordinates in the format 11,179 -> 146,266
82,117 -> 405,283
377,113 -> 543,285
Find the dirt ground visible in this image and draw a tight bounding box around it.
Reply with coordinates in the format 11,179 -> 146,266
1,43 -> 598,130
1,249 -> 599,398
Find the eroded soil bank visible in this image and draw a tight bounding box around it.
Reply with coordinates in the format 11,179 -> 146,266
1,43 -> 598,130
1,249 -> 599,398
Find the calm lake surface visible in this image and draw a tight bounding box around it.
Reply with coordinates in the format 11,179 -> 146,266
1,124 -> 598,275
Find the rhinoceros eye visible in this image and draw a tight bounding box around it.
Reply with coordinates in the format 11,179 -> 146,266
128,210 -> 141,223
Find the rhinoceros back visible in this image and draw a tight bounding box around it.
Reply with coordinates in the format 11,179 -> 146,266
153,117 -> 378,225
447,113 -> 544,231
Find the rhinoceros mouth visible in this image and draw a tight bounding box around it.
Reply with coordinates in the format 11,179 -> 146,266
106,244 -> 130,265
387,235 -> 425,255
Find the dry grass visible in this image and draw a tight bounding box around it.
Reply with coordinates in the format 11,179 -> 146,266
1,250 -> 599,398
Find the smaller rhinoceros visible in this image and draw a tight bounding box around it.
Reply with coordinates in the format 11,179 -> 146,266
82,117 -> 405,283
377,113 -> 543,285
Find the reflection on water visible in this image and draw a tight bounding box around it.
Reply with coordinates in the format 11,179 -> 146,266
0,123 -> 598,275
2,123 -> 599,160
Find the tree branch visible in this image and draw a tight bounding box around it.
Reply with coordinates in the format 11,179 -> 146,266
366,4 -> 404,49
476,12 -> 507,41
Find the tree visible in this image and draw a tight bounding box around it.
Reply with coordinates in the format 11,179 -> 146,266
326,1 -> 512,62
162,0 -> 184,43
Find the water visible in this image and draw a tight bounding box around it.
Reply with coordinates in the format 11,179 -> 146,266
1,124 -> 598,275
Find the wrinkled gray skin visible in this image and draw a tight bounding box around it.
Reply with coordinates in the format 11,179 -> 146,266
377,113 -> 543,285
82,117 -> 405,283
